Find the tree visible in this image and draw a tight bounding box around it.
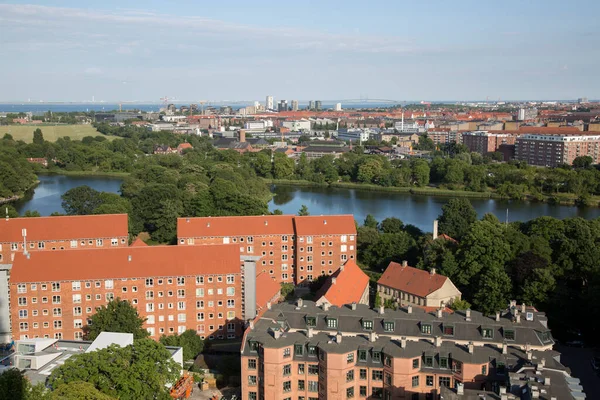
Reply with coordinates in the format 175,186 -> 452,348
61,186 -> 103,215
572,155 -> 593,169
32,128 -> 44,145
22,210 -> 41,217
449,298 -> 471,311
374,292 -> 382,308
159,329 -> 204,361
363,214 -> 378,229
50,382 -> 116,400
298,204 -> 310,216
48,339 -> 180,400
280,283 -> 295,300
438,198 -> 477,240
411,159 -> 430,186
472,264 -> 512,315
84,299 -> 149,340
0,368 -> 29,400
273,153 -> 295,179
378,217 -> 403,234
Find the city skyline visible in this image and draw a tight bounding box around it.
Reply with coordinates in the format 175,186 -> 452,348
0,1 -> 599,102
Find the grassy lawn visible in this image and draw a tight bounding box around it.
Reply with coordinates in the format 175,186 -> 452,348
1,124 -> 113,142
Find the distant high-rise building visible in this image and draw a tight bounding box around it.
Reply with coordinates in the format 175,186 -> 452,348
278,100 -> 288,112
291,100 -> 299,111
334,103 -> 342,111
315,100 -> 322,111
308,100 -> 315,110
266,96 -> 274,110
517,107 -> 538,121
578,97 -> 589,104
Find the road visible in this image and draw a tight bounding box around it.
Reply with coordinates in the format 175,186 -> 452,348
555,344 -> 600,399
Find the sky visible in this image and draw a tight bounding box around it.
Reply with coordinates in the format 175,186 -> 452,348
0,1 -> 599,102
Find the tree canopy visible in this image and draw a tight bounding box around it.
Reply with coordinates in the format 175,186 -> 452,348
159,329 -> 204,361
84,299 -> 148,340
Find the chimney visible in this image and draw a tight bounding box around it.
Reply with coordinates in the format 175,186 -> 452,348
516,314 -> 521,324
521,303 -> 526,313
527,350 -> 533,361
402,260 -> 408,267
433,220 -> 439,240
267,302 -> 271,310
249,320 -> 254,329
307,327 -> 314,338
465,309 -> 471,321
379,305 -> 385,315
502,343 -> 507,354
456,383 -> 464,395
540,358 -> 546,367
273,329 -> 281,340
207,222 -> 210,227
400,337 -> 407,349
332,277 -> 337,285
496,312 -> 501,322
186,218 -> 190,223
323,303 -> 330,312
430,268 -> 436,276
351,302 -> 357,311
239,129 -> 246,143
297,298 -> 304,308
436,308 -> 443,318
499,387 -> 507,395
128,255 -> 132,262
5,207 -> 8,221
323,219 -> 327,225
336,332 -> 342,344
264,220 -> 268,226
407,305 -> 413,314
501,394 -> 508,400
510,300 -> 517,308
468,342 -> 474,354
369,331 -> 377,342
434,336 -> 442,347
544,376 -> 551,386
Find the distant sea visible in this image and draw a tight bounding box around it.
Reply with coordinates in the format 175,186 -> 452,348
0,102 -> 407,114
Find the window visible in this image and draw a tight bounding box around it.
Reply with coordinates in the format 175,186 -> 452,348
52,282 -> 60,292
177,277 -> 185,286
326,318 -> 337,329
439,377 -> 451,387
177,289 -> 185,298
283,381 -> 291,392
72,294 -> 81,303
306,316 -> 316,327
358,350 -> 367,362
295,344 -> 304,356
383,321 -> 394,332
423,356 -> 433,367
105,280 -> 113,289
248,375 -> 257,386
248,393 -> 257,400
362,320 -> 373,330
421,323 -> 432,334
346,370 -> 354,382
385,372 -> 392,385
504,329 -> 515,341
283,364 -> 291,376
440,357 -> 448,369
307,381 -> 318,392
346,387 -> 354,398
18,297 -> 27,306
412,358 -> 419,368
283,348 -> 291,358
248,359 -> 257,369
496,361 -> 506,375
412,376 -> 419,387
106,293 -> 114,301
18,310 -> 27,318
53,320 -> 62,329
359,369 -> 367,380
360,386 -> 367,397
19,322 -> 28,331
145,278 -> 154,287
372,370 -> 383,381
384,356 -> 392,367
52,295 -> 61,304
307,346 -> 316,356
178,301 -> 185,310
481,364 -> 487,375
308,365 -> 319,375
74,319 -> 83,328
196,276 -> 204,285
482,327 -> 494,339
372,351 -> 381,363
72,281 -> 81,291
73,307 -> 82,316
443,324 -> 454,336
347,352 -> 354,363
452,360 -> 462,373
426,375 -> 434,387
196,288 -> 204,297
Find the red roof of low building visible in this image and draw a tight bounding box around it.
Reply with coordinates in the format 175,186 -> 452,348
130,237 -> 148,247
177,215 -> 295,238
177,143 -> 193,151
293,215 -> 356,236
316,259 -> 370,307
10,244 -> 241,283
255,271 -> 281,310
377,262 -> 448,298
0,214 -> 128,243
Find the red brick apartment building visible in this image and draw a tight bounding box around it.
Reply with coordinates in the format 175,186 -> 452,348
0,214 -> 129,264
9,245 -> 246,341
241,301 -> 560,400
461,131 -> 517,155
515,132 -> 600,167
177,215 -> 356,286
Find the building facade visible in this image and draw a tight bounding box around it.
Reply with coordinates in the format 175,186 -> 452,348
266,96 -> 274,111
241,300 -> 556,400
461,131 -> 517,154
515,133 -> 600,167
177,215 -> 356,286
9,245 -> 247,342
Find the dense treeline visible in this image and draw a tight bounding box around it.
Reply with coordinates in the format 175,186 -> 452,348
0,142 -> 37,199
357,199 -> 600,343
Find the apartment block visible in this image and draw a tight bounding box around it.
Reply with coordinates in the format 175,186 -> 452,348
177,215 -> 357,286
515,132 -> 600,167
461,131 -> 517,155
0,214 -> 129,264
9,245 -> 248,342
241,300 -> 560,400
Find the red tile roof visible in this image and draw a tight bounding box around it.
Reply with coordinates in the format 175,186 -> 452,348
177,143 -> 193,151
293,215 -> 356,236
377,262 -> 448,298
255,271 -> 281,310
130,237 -> 148,247
177,216 -> 295,238
316,259 -> 370,307
0,214 -> 128,243
10,245 -> 241,283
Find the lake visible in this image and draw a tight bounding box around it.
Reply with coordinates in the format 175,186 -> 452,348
12,175 -> 600,231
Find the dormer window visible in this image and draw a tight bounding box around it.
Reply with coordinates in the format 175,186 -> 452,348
306,316 -> 316,327
383,321 -> 395,332
249,341 -> 259,352
504,329 -> 515,341
443,324 -> 454,336
481,327 -> 494,339
326,317 -> 337,329
362,320 -> 373,331
295,344 -> 304,356
372,351 -> 381,363
422,355 -> 433,367
421,323 -> 432,335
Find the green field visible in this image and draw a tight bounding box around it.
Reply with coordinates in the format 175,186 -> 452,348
1,124 -> 113,142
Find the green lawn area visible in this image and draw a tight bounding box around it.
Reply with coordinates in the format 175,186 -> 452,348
1,124 -> 114,142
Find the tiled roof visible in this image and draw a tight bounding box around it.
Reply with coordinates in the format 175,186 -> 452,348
177,216 -> 295,238
0,214 -> 128,243
10,245 -> 241,283
255,271 -> 281,310
130,237 -> 148,247
316,260 -> 369,307
294,215 -> 356,236
377,262 -> 447,297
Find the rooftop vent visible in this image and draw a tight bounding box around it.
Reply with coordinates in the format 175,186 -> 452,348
186,218 -> 190,223
407,305 -> 413,314
436,308 -> 443,318
207,222 -> 210,227
468,342 -> 474,354
264,220 -> 268,226
336,332 -> 342,344
402,260 -> 408,267
351,302 -> 357,311
430,268 -> 436,275
465,309 -> 471,321
496,312 -> 501,322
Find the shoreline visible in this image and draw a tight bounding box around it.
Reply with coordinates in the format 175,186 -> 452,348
38,170 -> 130,178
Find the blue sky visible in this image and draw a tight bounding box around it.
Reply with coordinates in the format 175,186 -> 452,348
0,1 -> 598,102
